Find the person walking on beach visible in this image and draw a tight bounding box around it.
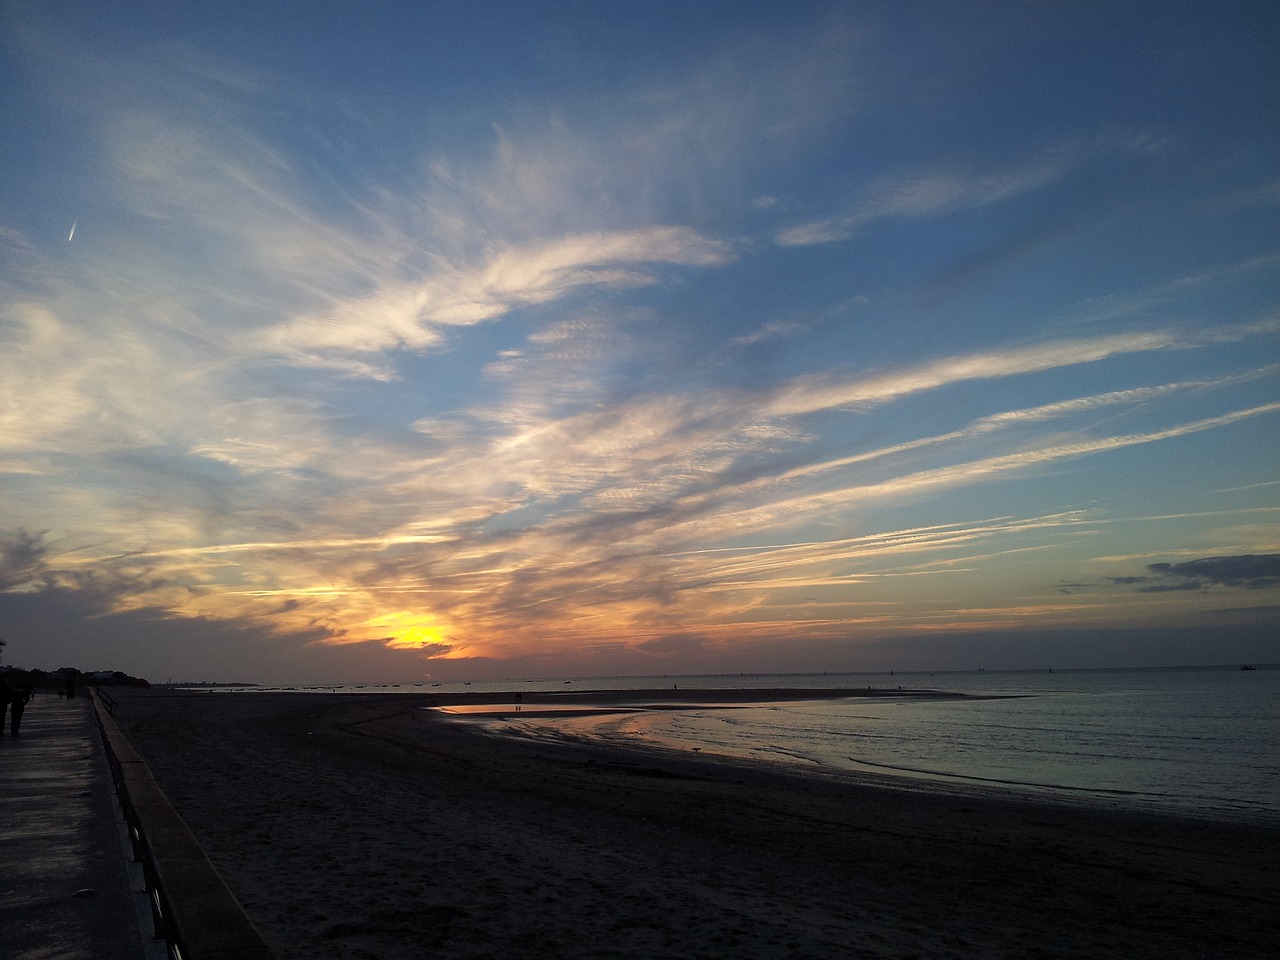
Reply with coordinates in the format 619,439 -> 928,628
9,681 -> 32,735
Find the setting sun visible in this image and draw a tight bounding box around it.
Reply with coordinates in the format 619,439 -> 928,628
369,615 -> 453,653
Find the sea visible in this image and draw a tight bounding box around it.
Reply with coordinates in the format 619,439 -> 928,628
209,665 -> 1280,825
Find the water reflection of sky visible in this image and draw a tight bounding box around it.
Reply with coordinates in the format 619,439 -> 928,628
483,669 -> 1279,824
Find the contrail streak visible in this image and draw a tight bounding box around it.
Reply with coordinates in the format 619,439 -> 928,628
68,221 -> 76,242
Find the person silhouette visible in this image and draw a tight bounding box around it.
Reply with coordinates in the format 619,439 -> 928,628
9,686 -> 32,737
0,677 -> 9,736
9,682 -> 32,735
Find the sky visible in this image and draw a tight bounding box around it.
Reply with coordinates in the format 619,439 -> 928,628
1,2 -> 1278,684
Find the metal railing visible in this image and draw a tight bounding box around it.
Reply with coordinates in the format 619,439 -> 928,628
91,689 -> 274,960
97,687 -> 117,715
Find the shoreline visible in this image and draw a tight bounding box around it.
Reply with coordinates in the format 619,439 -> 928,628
169,684 -> 984,704
429,685 -> 1274,825
412,684 -> 990,721
111,690 -> 1279,960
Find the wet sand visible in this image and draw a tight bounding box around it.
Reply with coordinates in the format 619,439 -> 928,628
109,690 -> 1279,960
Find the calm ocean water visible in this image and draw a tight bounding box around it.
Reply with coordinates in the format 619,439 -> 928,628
467,666 -> 1280,824
214,666 -> 1279,823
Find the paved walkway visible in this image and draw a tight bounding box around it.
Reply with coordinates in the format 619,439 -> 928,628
0,692 -> 158,960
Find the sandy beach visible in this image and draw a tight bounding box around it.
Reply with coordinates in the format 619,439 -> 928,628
109,690 -> 1279,960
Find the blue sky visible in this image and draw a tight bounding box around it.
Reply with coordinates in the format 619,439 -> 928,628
2,2 -> 1277,683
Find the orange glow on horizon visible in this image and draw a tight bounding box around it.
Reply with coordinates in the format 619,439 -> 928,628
366,612 -> 453,652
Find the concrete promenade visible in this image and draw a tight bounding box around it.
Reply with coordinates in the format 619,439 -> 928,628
0,692 -> 154,960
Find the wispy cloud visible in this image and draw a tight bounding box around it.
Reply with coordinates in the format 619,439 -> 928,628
793,369 -> 1277,475
775,150 -> 1073,246
697,402 -> 1280,540
260,226 -> 732,362
773,130 -> 1180,249
762,330 -> 1216,418
861,403 -> 1280,495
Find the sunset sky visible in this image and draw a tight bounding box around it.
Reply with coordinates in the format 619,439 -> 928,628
2,2 -> 1277,684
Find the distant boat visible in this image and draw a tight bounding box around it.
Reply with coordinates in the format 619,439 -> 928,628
1241,665 -> 1257,671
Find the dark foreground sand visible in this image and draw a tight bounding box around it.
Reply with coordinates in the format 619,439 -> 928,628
110,690 -> 1279,960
